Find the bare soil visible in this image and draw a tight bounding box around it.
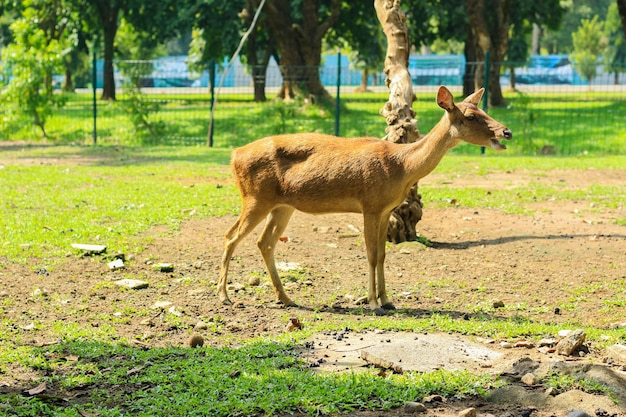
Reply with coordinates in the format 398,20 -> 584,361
1,146 -> 626,416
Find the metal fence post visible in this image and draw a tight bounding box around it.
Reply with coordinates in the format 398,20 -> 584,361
92,47 -> 97,145
335,51 -> 341,137
481,50 -> 490,154
208,59 -> 216,147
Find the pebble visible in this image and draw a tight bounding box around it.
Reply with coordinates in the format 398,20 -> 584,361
403,402 -> 426,413
566,411 -> 591,417
114,279 -> 149,290
195,321 -> 208,330
520,373 -> 537,385
248,275 -> 261,286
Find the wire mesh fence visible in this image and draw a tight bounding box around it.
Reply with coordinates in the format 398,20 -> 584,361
2,56 -> 625,156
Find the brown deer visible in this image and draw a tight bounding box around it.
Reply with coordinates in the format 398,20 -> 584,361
218,86 -> 512,315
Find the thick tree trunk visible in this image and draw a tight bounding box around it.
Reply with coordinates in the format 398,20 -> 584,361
467,0 -> 510,106
243,0 -> 271,102
374,0 -> 423,244
94,2 -> 120,100
264,0 -> 340,102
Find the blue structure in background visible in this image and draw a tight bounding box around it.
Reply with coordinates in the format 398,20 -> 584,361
93,53 -> 591,90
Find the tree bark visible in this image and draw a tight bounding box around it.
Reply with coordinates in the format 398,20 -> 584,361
374,0 -> 423,244
466,0 -> 510,106
264,0 -> 340,102
242,0 -> 273,102
93,2 -> 120,100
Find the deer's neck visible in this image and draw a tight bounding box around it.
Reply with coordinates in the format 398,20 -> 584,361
400,115 -> 458,183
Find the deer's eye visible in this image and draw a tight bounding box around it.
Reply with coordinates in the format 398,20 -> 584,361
466,114 -> 476,121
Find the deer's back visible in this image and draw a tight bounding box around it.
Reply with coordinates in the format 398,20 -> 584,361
231,133 -> 408,213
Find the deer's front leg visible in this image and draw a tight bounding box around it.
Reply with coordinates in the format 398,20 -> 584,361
377,215 -> 395,311
364,214 -> 388,315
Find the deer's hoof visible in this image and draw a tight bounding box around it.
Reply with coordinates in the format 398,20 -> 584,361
381,302 -> 396,310
219,296 -> 233,306
374,307 -> 389,316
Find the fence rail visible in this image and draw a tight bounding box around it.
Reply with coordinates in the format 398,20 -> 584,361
1,57 -> 625,156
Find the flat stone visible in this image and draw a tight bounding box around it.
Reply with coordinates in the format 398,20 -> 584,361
151,301 -> 173,309
153,263 -> 174,272
107,259 -> 125,270
114,279 -> 148,289
72,243 -> 106,254
359,332 -> 502,373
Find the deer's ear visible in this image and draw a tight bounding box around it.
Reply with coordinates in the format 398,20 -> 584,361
464,88 -> 484,105
436,86 -> 455,112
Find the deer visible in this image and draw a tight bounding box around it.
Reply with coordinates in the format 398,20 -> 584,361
218,86 -> 512,315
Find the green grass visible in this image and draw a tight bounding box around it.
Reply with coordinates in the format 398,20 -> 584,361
3,89 -> 626,156
1,146 -> 626,416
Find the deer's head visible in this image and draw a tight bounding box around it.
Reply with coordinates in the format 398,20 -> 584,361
436,86 -> 512,151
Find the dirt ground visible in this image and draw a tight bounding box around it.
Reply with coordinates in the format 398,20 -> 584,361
1,147 -> 626,416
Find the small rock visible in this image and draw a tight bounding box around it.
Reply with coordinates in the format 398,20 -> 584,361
248,275 -> 261,286
556,329 -> 586,356
153,263 -> 174,272
151,301 -> 173,309
458,408 -> 476,417
31,288 -> 49,298
403,402 -> 427,413
514,340 -> 535,348
72,243 -> 106,255
139,318 -> 154,326
500,341 -> 513,349
107,259 -> 125,270
566,411 -> 591,417
422,395 -> 444,403
492,300 -> 505,308
114,279 -> 149,290
188,333 -> 204,348
538,338 -> 557,347
227,282 -> 245,292
0,291 -> 8,298
520,373 -> 538,385
195,321 -> 208,330
606,344 -> 626,364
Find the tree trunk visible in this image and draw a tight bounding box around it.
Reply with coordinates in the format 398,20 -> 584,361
467,0 -> 510,107
374,0 -> 423,244
243,0 -> 272,102
63,68 -> 74,92
264,0 -> 340,102
94,2 -> 120,100
463,27 -> 478,97
354,68 -> 370,92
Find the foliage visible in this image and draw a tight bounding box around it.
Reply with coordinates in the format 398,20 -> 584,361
541,0 -> 613,54
571,15 -> 606,85
0,5 -> 72,138
603,3 -> 626,78
116,62 -> 167,143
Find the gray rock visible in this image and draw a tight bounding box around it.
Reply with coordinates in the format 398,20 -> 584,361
403,401 -> 426,413
556,329 -> 586,356
114,279 -> 149,290
566,411 -> 591,417
71,243 -> 106,254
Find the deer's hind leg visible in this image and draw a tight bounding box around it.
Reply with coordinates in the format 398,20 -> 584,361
218,201 -> 271,305
257,206 -> 296,306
